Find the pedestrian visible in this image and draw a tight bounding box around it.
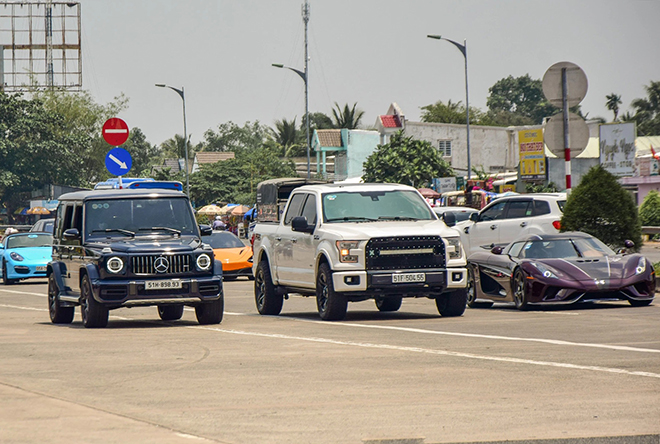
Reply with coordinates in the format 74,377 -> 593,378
212,216 -> 226,231
2,227 -> 18,243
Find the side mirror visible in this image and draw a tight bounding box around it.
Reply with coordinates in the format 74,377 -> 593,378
469,212 -> 479,222
491,245 -> 504,255
199,225 -> 213,236
624,239 -> 635,249
291,216 -> 313,233
442,212 -> 456,227
63,228 -> 80,240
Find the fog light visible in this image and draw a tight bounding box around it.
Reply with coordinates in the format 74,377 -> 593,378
344,276 -> 360,285
452,272 -> 463,282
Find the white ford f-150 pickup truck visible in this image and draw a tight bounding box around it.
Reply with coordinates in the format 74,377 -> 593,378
251,182 -> 468,320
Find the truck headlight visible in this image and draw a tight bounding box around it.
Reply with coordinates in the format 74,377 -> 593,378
445,237 -> 463,260
196,253 -> 212,271
106,256 -> 124,274
336,240 -> 360,263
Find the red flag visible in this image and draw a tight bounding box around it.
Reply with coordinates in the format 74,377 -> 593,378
652,145 -> 660,160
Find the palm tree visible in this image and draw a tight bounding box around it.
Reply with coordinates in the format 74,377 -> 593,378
160,134 -> 194,166
331,102 -> 365,129
605,93 -> 622,122
273,117 -> 304,157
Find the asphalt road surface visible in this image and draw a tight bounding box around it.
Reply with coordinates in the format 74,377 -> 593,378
1,278 -> 659,444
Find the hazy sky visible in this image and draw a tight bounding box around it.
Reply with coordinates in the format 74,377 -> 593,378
77,0 -> 659,147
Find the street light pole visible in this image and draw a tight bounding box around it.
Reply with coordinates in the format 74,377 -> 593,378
155,83 -> 189,197
427,34 -> 471,180
272,63 -> 310,178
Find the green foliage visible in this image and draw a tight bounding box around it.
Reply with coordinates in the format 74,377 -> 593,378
331,102 -> 365,129
201,121 -> 274,153
362,131 -> 454,187
273,117 -> 305,157
605,93 -> 622,122
486,74 -> 556,125
560,165 -> 642,250
123,128 -> 162,177
525,182 -> 559,193
639,190 -> 660,226
629,81 -> 660,136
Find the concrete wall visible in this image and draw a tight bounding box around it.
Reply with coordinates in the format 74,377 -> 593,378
547,158 -> 600,191
344,129 -> 381,180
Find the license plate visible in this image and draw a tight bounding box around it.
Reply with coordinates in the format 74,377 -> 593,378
145,280 -> 182,290
392,273 -> 425,283
36,266 -> 47,272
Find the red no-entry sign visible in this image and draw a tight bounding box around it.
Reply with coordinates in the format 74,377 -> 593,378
102,118 -> 129,146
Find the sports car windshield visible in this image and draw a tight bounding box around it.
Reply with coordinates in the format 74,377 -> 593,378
4,233 -> 52,249
520,237 -> 615,259
322,190 -> 434,223
84,198 -> 197,239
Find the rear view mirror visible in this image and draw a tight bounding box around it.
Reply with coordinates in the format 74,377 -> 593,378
291,216 -> 313,233
469,212 -> 479,222
442,212 -> 456,227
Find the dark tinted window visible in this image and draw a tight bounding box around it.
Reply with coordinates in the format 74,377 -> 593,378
505,200 -> 532,219
532,200 -> 551,216
557,200 -> 566,212
283,193 -> 306,225
479,201 -> 506,221
207,231 -> 245,249
300,195 -> 317,226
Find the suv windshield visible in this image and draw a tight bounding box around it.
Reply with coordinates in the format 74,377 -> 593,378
84,198 -> 197,239
322,190 -> 434,223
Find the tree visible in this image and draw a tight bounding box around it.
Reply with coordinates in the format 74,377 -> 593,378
605,93 -> 622,122
331,102 -> 365,129
560,165 -> 642,250
123,128 -> 162,176
160,134 -> 193,161
630,81 -> 660,136
420,99 -> 485,125
486,74 -> 556,125
201,121 -> 274,153
639,190 -> 660,227
362,131 -> 454,187
273,117 -> 304,157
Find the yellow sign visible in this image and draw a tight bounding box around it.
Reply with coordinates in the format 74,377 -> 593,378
519,129 -> 546,180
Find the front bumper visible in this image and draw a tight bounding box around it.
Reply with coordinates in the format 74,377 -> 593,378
332,267 -> 467,294
89,275 -> 223,307
4,262 -> 48,280
527,276 -> 655,305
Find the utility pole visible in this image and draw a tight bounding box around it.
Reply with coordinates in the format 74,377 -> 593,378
302,0 -> 310,179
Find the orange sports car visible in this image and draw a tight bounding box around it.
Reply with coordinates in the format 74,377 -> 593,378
207,231 -> 253,280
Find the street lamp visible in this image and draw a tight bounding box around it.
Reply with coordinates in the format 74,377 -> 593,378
272,62 -> 310,179
427,34 -> 471,180
155,83 -> 190,197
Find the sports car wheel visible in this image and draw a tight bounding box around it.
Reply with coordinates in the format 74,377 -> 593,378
512,268 -> 529,310
80,275 -> 109,328
375,296 -> 402,312
255,259 -> 283,315
466,266 -> 494,309
316,263 -> 347,321
2,261 -> 16,285
48,273 -> 74,324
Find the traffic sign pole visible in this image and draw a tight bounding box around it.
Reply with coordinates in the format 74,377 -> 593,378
562,68 -> 571,191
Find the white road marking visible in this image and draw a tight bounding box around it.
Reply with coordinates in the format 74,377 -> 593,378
192,325 -> 660,379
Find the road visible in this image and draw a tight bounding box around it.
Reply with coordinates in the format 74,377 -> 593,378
1,278 -> 659,444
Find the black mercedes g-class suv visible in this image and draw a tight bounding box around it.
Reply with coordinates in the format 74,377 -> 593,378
47,188 -> 224,328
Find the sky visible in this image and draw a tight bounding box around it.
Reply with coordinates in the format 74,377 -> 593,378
72,0 -> 660,147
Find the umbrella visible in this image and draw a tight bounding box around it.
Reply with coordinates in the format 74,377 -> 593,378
197,204 -> 224,215
219,204 -> 238,215
418,188 -> 440,199
230,205 -> 250,216
27,206 -> 52,215
243,207 -> 256,220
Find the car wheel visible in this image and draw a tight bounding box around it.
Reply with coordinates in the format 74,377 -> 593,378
628,299 -> 652,307
158,304 -> 184,321
48,273 -> 74,324
2,261 -> 16,285
254,259 -> 283,315
375,296 -> 402,312
195,296 -> 224,325
80,275 -> 109,328
466,266 -> 494,309
316,263 -> 347,321
435,288 -> 468,317
512,268 -> 529,310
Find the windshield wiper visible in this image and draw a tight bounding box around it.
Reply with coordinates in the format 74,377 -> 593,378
90,228 -> 135,237
378,216 -> 420,221
139,227 -> 182,236
326,216 -> 378,222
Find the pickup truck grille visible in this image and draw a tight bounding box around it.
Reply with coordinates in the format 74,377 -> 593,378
365,236 -> 446,271
131,254 -> 191,275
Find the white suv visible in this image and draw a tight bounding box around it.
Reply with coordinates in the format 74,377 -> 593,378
457,193 -> 567,256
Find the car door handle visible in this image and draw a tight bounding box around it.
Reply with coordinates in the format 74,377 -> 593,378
490,225 -> 497,230
520,222 -> 528,227
275,237 -> 282,241
291,238 -> 297,243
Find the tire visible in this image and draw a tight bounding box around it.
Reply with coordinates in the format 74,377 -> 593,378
195,296 -> 224,325
254,259 -> 283,315
466,266 -> 494,309
512,268 -> 529,310
48,273 -> 74,324
80,275 -> 109,328
629,299 -> 652,307
2,261 -> 16,285
316,263 -> 347,321
435,288 -> 468,317
158,304 -> 184,321
375,296 -> 402,312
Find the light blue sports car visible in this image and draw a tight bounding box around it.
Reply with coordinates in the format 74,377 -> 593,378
1,232 -> 52,285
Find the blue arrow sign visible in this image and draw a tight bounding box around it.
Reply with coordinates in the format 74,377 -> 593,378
105,147 -> 132,176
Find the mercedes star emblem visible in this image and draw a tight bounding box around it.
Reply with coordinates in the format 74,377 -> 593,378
154,256 -> 169,273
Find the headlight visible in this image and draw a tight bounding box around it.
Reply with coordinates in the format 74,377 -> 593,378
445,237 -> 463,260
10,252 -> 24,261
196,253 -> 212,271
636,257 -> 646,275
106,256 -> 124,274
531,262 -> 561,279
336,240 -> 360,263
